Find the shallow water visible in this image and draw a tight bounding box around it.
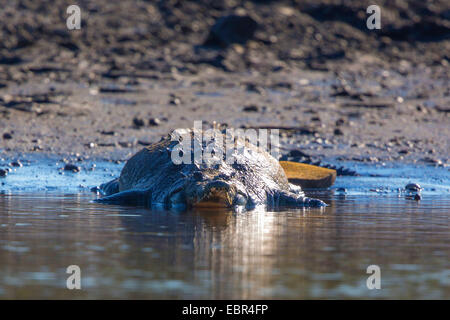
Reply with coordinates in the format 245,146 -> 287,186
0,159 -> 449,299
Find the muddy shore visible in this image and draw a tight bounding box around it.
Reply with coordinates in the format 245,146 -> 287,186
0,0 -> 449,168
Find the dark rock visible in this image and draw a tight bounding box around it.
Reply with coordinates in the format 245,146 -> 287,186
0,169 -> 7,177
29,66 -> 71,74
119,141 -> 134,148
64,164 -> 81,173
133,117 -> 145,128
204,15 -> 258,47
243,105 -> 259,112
414,194 -> 421,201
100,131 -> 116,136
422,157 -> 442,165
335,167 -> 359,176
245,83 -> 263,94
99,86 -> 137,94
0,55 -> 23,65
149,118 -> 161,126
331,86 -> 355,98
272,82 -> 292,90
97,142 -> 116,147
333,128 -> 344,135
2,133 -> 13,140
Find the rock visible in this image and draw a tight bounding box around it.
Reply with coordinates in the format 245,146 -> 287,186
2,133 -> 13,140
133,117 -> 145,128
169,97 -> 181,105
119,141 -> 134,148
64,164 -> 81,173
149,118 -> 161,126
414,194 -> 421,201
0,169 -> 7,177
204,14 -> 258,47
0,55 -> 23,64
335,167 -> 359,176
10,161 -> 22,167
405,183 -> 421,192
100,131 -> 116,136
243,105 -> 259,112
422,157 -> 442,165
245,83 -> 263,94
333,128 -> 343,135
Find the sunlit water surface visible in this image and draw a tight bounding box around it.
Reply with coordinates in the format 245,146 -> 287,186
0,158 -> 448,299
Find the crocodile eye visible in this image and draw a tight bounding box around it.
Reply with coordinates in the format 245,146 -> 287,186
233,193 -> 247,206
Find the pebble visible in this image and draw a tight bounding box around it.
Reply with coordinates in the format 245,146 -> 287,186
333,128 -> 343,135
64,164 -> 81,173
422,157 -> 442,165
2,133 -> 13,140
169,97 -> 181,105
101,131 -> 116,136
149,118 -> 161,126
205,14 -> 258,47
243,105 -> 259,112
133,117 -> 145,128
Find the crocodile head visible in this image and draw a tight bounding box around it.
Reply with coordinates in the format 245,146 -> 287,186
168,166 -> 249,209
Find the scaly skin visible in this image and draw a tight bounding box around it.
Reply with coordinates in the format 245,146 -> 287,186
96,129 -> 326,211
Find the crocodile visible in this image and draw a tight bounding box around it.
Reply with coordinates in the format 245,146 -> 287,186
95,128 -> 326,211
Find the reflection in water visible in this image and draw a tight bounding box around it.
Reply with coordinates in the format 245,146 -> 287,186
0,192 -> 449,299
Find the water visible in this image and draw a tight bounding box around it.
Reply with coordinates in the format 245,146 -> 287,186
0,158 -> 449,299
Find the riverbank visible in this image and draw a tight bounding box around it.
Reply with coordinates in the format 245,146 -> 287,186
1,0 -> 449,166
